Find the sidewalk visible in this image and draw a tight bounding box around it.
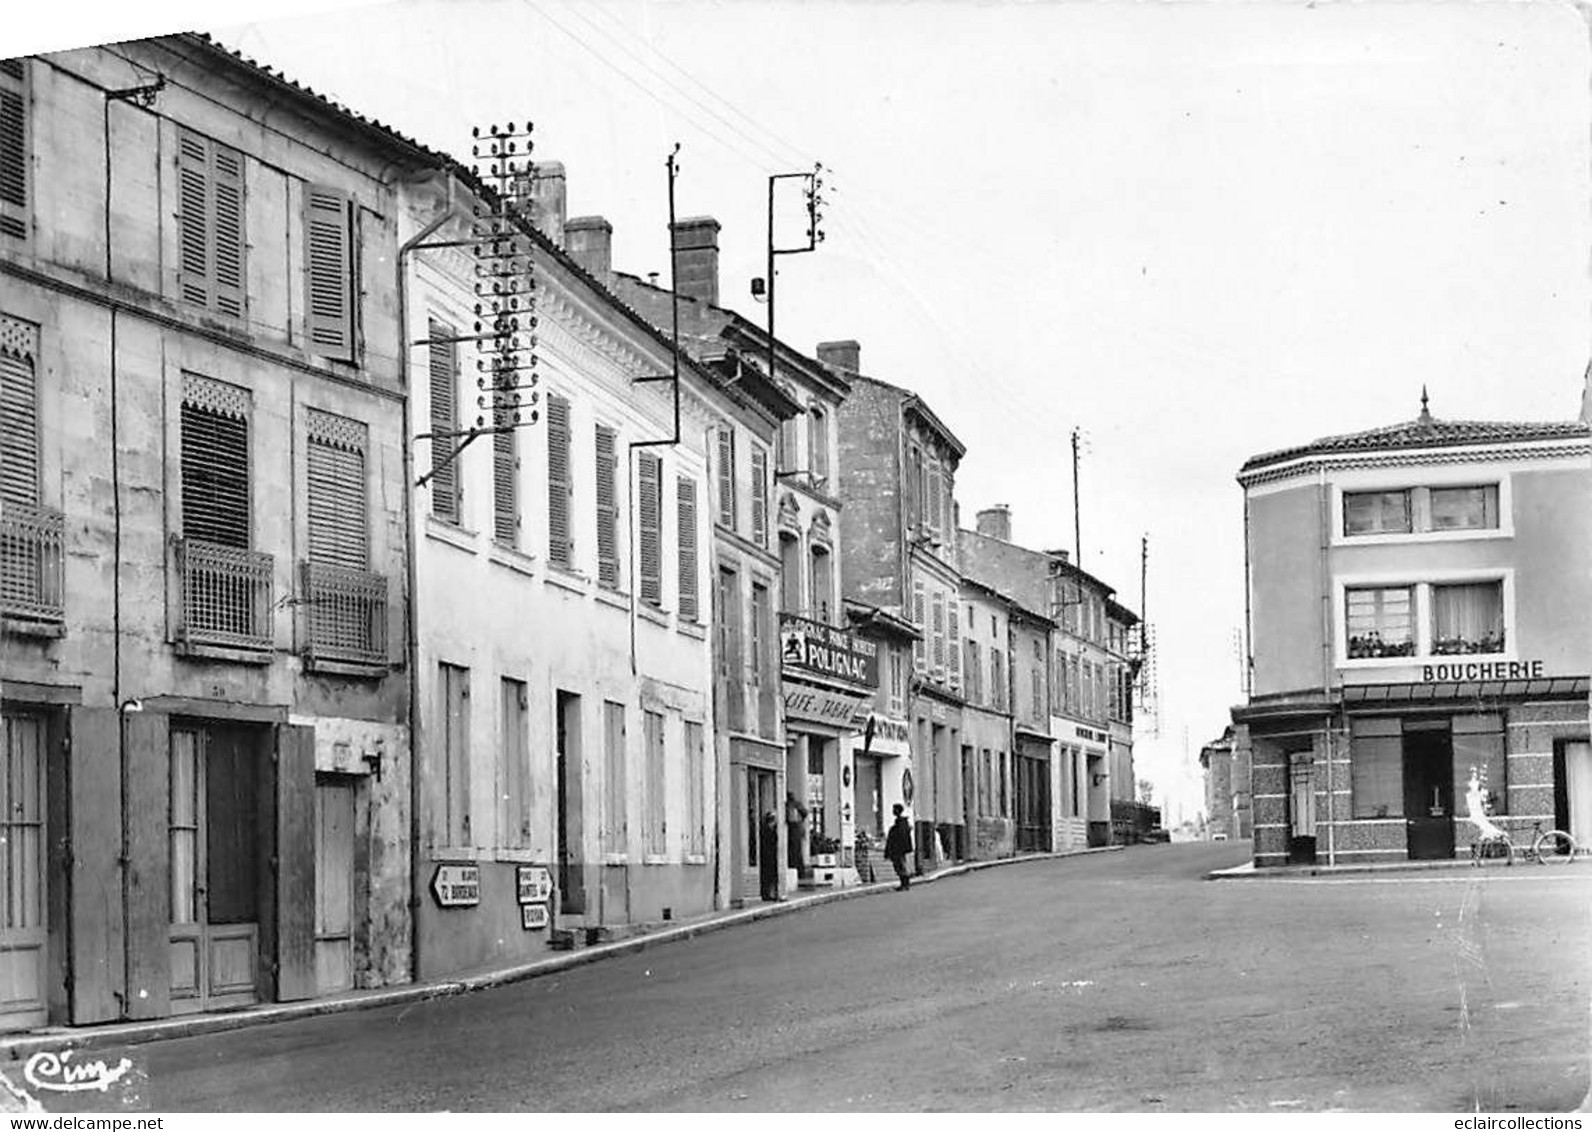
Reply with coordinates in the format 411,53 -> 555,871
1206,856 -> 1576,880
0,845 -> 1121,1062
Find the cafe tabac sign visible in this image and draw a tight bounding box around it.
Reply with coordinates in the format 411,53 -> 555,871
780,614 -> 879,690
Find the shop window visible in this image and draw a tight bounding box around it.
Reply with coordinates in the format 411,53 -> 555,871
1454,714 -> 1505,816
1343,490 -> 1411,536
1350,717 -> 1402,818
1429,485 -> 1498,531
1430,582 -> 1503,656
1345,586 -> 1413,658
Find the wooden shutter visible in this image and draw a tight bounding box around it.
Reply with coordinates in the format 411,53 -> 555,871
0,61 -> 25,240
69,708 -> 125,1023
594,424 -> 618,587
750,447 -> 767,547
931,590 -> 945,676
948,603 -> 961,690
715,426 -> 735,530
547,394 -> 572,568
677,476 -> 699,621
306,410 -> 368,570
304,186 -> 355,360
912,581 -> 926,673
928,468 -> 942,534
180,376 -> 251,548
177,130 -> 245,318
638,451 -> 662,607
493,418 -> 518,546
0,315 -> 39,506
427,321 -> 459,523
123,710 -> 170,1020
275,724 -> 318,1002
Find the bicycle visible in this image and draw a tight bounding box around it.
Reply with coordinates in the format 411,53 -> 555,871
1470,821 -> 1580,866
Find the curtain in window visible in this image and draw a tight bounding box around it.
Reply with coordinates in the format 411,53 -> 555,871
1429,486 -> 1497,531
1350,718 -> 1402,818
1431,583 -> 1503,654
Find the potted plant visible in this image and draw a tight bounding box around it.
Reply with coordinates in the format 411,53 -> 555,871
809,833 -> 840,868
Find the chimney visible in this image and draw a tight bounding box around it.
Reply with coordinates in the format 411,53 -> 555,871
669,216 -> 720,305
817,340 -> 860,374
566,215 -> 612,278
976,505 -> 1012,542
523,161 -> 566,246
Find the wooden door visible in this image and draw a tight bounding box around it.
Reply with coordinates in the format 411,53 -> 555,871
1287,754 -> 1317,864
314,778 -> 355,995
0,713 -> 46,1029
1563,741 -> 1592,845
170,725 -> 260,1015
1403,728 -> 1455,861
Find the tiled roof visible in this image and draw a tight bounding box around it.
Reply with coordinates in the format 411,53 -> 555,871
1241,413 -> 1589,474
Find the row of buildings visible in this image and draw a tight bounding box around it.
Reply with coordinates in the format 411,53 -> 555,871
0,35 -> 1147,1030
1225,388 -> 1592,864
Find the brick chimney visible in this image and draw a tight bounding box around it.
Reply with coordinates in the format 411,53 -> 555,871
976,505 -> 1011,542
523,161 -> 566,247
566,215 -> 612,278
669,217 -> 720,305
817,340 -> 860,374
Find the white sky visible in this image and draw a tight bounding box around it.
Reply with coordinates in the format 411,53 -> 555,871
11,0 -> 1592,817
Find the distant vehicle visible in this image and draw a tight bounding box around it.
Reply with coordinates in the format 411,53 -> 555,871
1142,828 -> 1171,844
1211,831 -> 1229,841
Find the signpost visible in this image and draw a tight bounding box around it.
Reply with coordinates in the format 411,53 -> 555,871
430,864 -> 481,908
516,864 -> 553,931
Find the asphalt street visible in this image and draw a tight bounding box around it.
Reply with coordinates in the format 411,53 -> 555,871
18,842 -> 1592,1112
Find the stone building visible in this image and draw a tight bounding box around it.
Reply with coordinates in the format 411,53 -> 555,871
1233,396 -> 1591,866
0,35 -> 415,1027
1200,726 -> 1252,840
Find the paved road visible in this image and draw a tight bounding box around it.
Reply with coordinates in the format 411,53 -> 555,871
21,843 -> 1592,1112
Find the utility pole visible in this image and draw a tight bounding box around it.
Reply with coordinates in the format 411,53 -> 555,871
758,163 -> 825,423
1072,426 -> 1082,565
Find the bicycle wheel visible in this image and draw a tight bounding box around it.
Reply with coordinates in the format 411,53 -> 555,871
1532,828 -> 1578,864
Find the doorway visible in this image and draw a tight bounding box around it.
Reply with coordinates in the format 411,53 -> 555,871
0,712 -> 47,1030
556,691 -> 584,915
1403,723 -> 1455,860
746,766 -> 778,894
1557,740 -> 1592,845
1287,751 -> 1317,864
169,724 -> 262,1014
314,776 -> 356,996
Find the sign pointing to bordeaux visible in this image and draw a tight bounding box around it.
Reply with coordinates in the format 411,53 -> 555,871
431,864 -> 481,908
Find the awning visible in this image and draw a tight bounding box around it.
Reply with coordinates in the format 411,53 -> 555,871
1342,677 -> 1589,707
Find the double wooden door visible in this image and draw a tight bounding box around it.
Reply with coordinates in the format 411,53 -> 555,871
0,712 -> 46,1030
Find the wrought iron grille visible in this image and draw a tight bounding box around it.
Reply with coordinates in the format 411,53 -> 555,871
0,502 -> 63,623
177,537 -> 273,651
301,560 -> 387,667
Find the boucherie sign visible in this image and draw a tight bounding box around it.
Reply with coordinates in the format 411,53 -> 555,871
780,614 -> 879,689
1421,659 -> 1545,682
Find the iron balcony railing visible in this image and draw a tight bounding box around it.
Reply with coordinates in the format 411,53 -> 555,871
301,560 -> 388,668
1,502 -> 65,624
176,537 -> 274,652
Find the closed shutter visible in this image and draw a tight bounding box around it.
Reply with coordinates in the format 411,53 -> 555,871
912,581 -> 926,673
928,468 -> 942,534
177,130 -> 245,318
715,426 -> 735,530
180,376 -> 251,548
493,416 -> 518,546
426,321 -> 460,523
931,590 -> 945,677
0,61 -> 25,239
0,315 -> 39,506
677,476 -> 698,621
948,603 -> 961,690
638,451 -> 662,607
304,186 -> 355,360
305,410 -> 368,570
546,394 -> 572,568
750,447 -> 767,547
594,424 -> 618,587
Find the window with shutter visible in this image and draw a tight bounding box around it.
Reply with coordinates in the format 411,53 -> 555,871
493,417 -> 518,547
642,711 -> 666,856
928,468 -> 942,534
426,321 -> 461,523
750,447 -> 767,548
177,129 -> 245,319
594,424 -> 618,587
305,410 -> 368,570
808,407 -> 829,480
546,394 -> 573,568
0,314 -> 39,507
304,186 -> 356,361
967,640 -> 981,703
715,427 -> 735,530
931,590 -> 945,677
181,375 -> 251,549
638,451 -> 662,607
912,582 -> 926,672
948,603 -> 960,690
677,476 -> 699,621
0,60 -> 26,240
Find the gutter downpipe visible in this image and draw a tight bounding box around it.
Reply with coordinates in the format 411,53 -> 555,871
1318,465 -> 1336,867
397,169 -> 461,985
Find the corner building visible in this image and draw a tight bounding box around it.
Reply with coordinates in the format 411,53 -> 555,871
1234,400 -> 1592,867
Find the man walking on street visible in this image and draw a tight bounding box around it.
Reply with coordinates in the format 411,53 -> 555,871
885,803 -> 914,891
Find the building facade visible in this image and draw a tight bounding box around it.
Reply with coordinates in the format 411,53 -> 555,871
958,579 -> 1016,860
0,36 -> 417,1028
1200,726 -> 1252,840
1234,399 -> 1592,867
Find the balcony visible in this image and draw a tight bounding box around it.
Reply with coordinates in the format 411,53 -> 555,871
1,503 -> 65,629
300,560 -> 388,670
176,537 -> 274,654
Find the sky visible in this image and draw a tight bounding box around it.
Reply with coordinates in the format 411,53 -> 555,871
11,0 -> 1592,819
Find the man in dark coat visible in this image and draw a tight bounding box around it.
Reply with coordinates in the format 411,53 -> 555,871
884,803 -> 914,891
759,811 -> 781,901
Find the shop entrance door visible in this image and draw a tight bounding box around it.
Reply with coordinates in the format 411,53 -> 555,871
1560,741 -> 1592,845
1403,725 -> 1455,860
746,767 -> 778,896
855,755 -> 882,838
313,776 -> 355,996
1286,753 -> 1317,864
0,712 -> 47,1030
170,725 -> 261,1015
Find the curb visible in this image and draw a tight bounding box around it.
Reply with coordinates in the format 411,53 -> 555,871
0,845 -> 1120,1061
1204,859 -> 1564,880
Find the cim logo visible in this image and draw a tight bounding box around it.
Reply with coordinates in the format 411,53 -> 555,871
23,1049 -> 134,1094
